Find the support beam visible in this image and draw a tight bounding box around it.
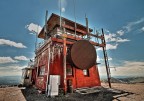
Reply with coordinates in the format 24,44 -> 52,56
62,34 -> 67,94
46,46 -> 51,96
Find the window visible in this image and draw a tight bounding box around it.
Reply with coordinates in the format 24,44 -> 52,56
83,69 -> 89,76
22,69 -> 26,78
38,66 -> 45,76
66,65 -> 73,76
25,70 -> 30,79
22,69 -> 30,79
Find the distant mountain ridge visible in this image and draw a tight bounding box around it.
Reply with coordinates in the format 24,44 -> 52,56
101,76 -> 144,84
0,76 -> 21,85
118,77 -> 144,83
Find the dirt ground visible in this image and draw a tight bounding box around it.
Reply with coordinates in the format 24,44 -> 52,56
21,83 -> 144,101
0,83 -> 143,101
0,87 -> 26,101
102,83 -> 144,101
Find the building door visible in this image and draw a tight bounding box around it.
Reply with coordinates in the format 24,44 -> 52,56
48,75 -> 60,96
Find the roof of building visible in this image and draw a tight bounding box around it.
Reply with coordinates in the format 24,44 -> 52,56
38,13 -> 93,39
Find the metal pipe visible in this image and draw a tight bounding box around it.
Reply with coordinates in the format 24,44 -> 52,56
60,0 -> 62,28
35,26 -> 38,51
45,10 -> 48,37
73,0 -> 77,38
35,57 -> 39,88
63,35 -> 67,94
85,14 -> 90,39
46,46 -> 51,96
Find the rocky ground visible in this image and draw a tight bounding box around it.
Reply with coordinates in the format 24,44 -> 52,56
21,83 -> 144,101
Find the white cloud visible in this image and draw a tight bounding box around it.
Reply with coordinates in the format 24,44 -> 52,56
98,61 -> 144,77
0,57 -> 17,64
14,56 -> 29,61
61,7 -> 65,12
104,33 -> 117,42
97,55 -> 103,62
106,44 -> 118,50
97,30 -> 130,51
124,61 -> 144,66
0,65 -> 27,76
97,44 -> 118,50
99,19 -> 143,51
116,37 -> 130,42
108,57 -> 113,61
26,23 -> 42,34
104,32 -> 130,43
123,17 -> 144,32
98,29 -> 130,51
97,55 -> 112,62
141,27 -> 144,32
0,39 -> 27,48
117,30 -> 124,36
111,61 -> 144,77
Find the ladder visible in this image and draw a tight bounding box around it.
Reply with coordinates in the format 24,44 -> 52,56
101,29 -> 111,88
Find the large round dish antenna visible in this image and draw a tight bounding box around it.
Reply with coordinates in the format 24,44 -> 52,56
70,40 -> 96,69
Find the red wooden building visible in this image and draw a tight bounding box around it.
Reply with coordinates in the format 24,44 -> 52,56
31,13 -> 106,94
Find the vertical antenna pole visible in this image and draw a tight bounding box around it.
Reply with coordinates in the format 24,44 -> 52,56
45,10 -> 48,40
45,10 -> 48,33
46,46 -> 51,96
101,28 -> 111,88
35,25 -> 38,51
73,0 -> 77,38
94,27 -> 96,42
85,14 -> 90,40
96,30 -> 99,44
60,0 -> 62,28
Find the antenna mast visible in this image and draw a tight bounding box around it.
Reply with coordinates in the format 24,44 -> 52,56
73,0 -> 77,37
45,10 -> 48,40
85,14 -> 90,40
35,25 -> 38,51
60,0 -> 62,28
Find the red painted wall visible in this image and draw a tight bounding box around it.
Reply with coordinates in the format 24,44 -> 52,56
34,43 -> 101,91
72,66 -> 101,89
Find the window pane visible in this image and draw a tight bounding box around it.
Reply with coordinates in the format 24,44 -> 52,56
83,69 -> 89,76
39,66 -> 45,76
66,65 -> 73,76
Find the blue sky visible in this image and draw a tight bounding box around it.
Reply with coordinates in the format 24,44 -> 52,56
0,0 -> 144,77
